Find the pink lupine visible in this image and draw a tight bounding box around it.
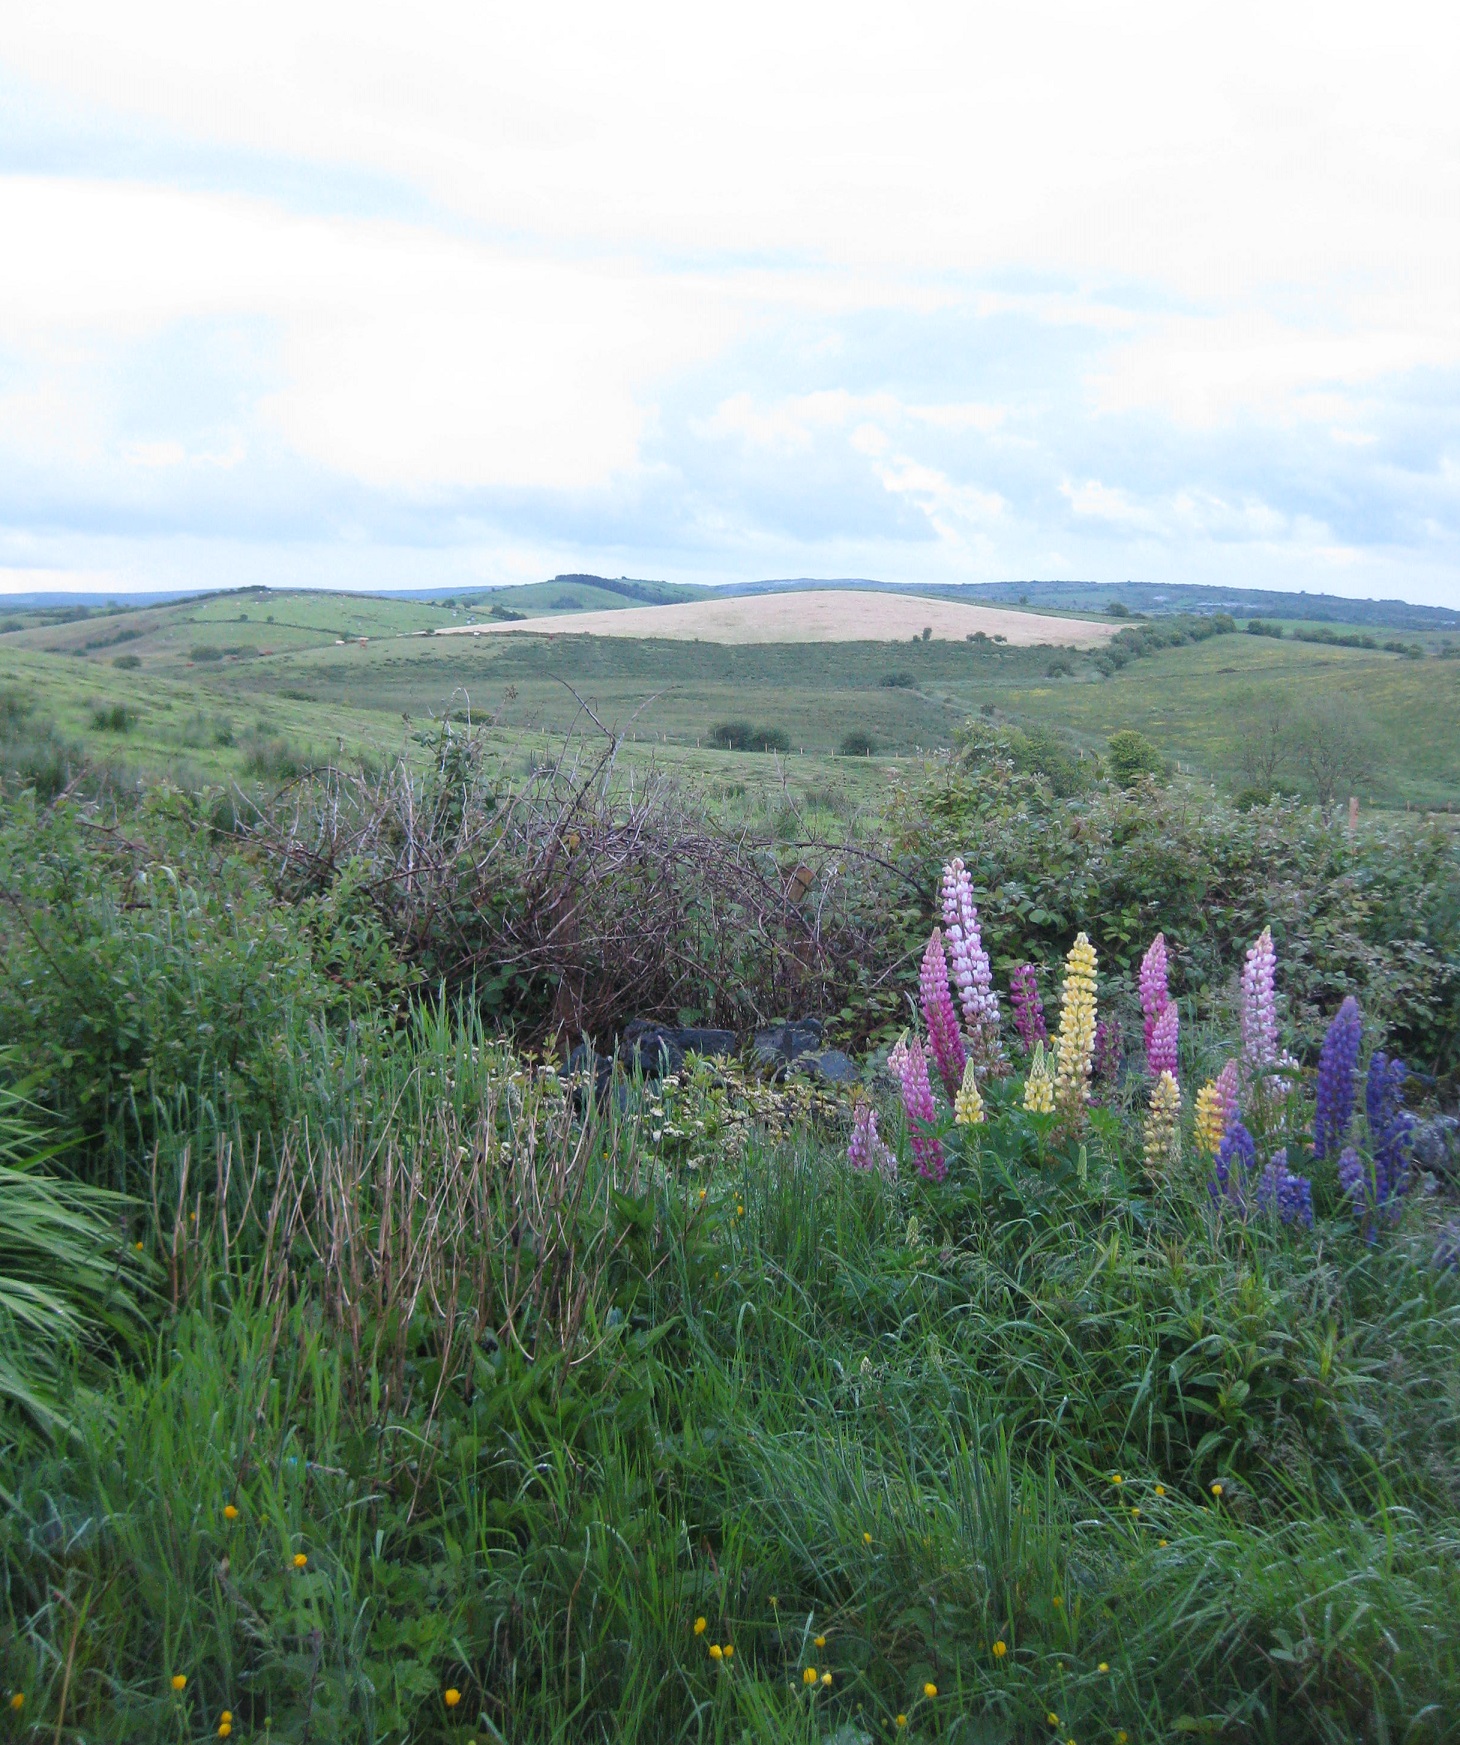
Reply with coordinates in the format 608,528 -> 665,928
1010,964 -> 1047,1049
1215,1059 -> 1240,1127
1139,933 -> 1171,1068
847,1101 -> 897,1180
896,1038 -> 945,1182
1241,927 -> 1278,1074
1148,1001 -> 1179,1078
941,858 -> 1002,1066
920,928 -> 967,1100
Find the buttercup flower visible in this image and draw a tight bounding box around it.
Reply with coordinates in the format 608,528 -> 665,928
693,1617 -> 706,1635
171,1675 -> 187,1693
924,1682 -> 938,1698
802,1665 -> 818,1685
992,1640 -> 1007,1658
444,1689 -> 461,1708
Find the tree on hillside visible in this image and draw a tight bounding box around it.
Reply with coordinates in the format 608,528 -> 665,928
1294,696 -> 1376,809
1234,693 -> 1291,794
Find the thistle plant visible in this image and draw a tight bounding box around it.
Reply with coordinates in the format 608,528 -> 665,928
1312,996 -> 1362,1160
1139,932 -> 1171,1069
847,1101 -> 897,1179
919,928 -> 966,1101
1023,1041 -> 1055,1114
1009,963 -> 1047,1050
953,1058 -> 985,1126
890,1032 -> 945,1181
941,858 -> 1004,1071
1143,1070 -> 1182,1182
1053,932 -> 1098,1124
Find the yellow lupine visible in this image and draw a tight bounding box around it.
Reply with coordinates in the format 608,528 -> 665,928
1193,1079 -> 1225,1157
1053,933 -> 1098,1119
954,1058 -> 985,1126
1023,1041 -> 1055,1114
1143,1070 -> 1183,1180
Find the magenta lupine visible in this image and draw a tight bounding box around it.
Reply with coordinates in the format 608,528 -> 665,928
941,858 -> 1002,1067
847,1102 -> 897,1180
1010,964 -> 1047,1049
920,928 -> 967,1100
896,1037 -> 945,1182
1148,1001 -> 1179,1079
1139,933 -> 1171,1072
1241,927 -> 1279,1076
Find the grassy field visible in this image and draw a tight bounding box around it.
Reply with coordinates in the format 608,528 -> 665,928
3,589 -> 1458,809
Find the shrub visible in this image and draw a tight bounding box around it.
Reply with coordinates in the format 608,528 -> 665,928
879,672 -> 915,688
1045,657 -> 1075,678
112,653 -> 141,670
188,644 -> 224,662
89,704 -> 136,734
839,729 -> 878,757
752,726 -> 791,753
1107,728 -> 1167,786
708,720 -> 755,750
242,734 -> 309,780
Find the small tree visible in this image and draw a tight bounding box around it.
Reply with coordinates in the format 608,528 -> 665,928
1107,729 -> 1166,787
1293,697 -> 1376,809
839,729 -> 877,757
1234,692 -> 1290,794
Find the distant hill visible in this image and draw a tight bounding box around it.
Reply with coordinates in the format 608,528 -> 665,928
942,579 -> 1460,631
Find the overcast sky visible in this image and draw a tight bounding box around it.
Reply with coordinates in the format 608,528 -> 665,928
2,3 -> 1458,603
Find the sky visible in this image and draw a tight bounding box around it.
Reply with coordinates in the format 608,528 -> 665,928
1,3 -> 1458,605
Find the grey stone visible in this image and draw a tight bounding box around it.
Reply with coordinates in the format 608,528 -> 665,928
790,1048 -> 859,1086
751,1017 -> 825,1070
1412,1116 -> 1460,1180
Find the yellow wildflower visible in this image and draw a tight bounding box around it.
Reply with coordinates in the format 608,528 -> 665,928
444,1690 -> 461,1709
896,1719 -> 907,1731
1023,1041 -> 1055,1114
223,1504 -> 238,1521
219,1728 -> 231,1740
992,1640 -> 1007,1658
171,1675 -> 187,1692
1143,1071 -> 1183,1181
1211,1482 -> 1224,1497
8,1694 -> 24,1711
814,1635 -> 826,1648
1154,1484 -> 1166,1497
821,1671 -> 832,1686
1098,1662 -> 1109,1673
292,1553 -> 308,1569
923,1682 -> 938,1699
1193,1079 -> 1226,1157
1053,933 -> 1098,1121
863,1531 -> 873,1545
1110,1473 -> 1123,1486
693,1617 -> 706,1635
709,1645 -> 723,1661
724,1646 -> 733,1659
954,1058 -> 985,1126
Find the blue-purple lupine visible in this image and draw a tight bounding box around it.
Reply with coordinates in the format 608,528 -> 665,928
1255,1148 -> 1314,1228
1209,1120 -> 1257,1215
1312,996 -> 1361,1160
1365,1051 -> 1414,1208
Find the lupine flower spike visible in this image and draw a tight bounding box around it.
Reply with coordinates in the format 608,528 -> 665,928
895,1035 -> 945,1181
954,1058 -> 985,1126
941,859 -> 1005,1072
1210,1120 -> 1257,1215
848,1101 -> 897,1180
1340,1051 -> 1415,1234
1215,1059 -> 1240,1129
1148,1002 -> 1179,1079
1093,1017 -> 1123,1086
1023,1040 -> 1055,1114
1240,927 -> 1279,1081
1053,933 -> 1098,1124
920,928 -> 967,1100
1010,963 -> 1047,1050
1255,1149 -> 1314,1227
1143,1070 -> 1182,1181
1193,1080 -> 1226,1157
1139,933 -> 1171,1070
1313,997 -> 1361,1160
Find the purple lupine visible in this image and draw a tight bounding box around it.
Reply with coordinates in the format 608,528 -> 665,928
1139,933 -> 1171,1064
1365,1052 -> 1414,1209
1210,1119 -> 1257,1215
847,1102 -> 897,1180
1312,996 -> 1362,1160
920,928 -> 967,1101
1148,1002 -> 1179,1079
896,1036 -> 945,1182
1241,927 -> 1279,1076
1093,1018 -> 1123,1085
1010,963 -> 1047,1049
941,858 -> 1001,1059
1255,1148 -> 1314,1229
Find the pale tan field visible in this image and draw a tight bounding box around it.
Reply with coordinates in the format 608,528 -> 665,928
436,589 -> 1117,647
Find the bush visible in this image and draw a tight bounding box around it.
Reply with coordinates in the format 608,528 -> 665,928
752,726 -> 791,753
242,734 -> 310,781
112,653 -> 141,670
1106,728 -> 1167,786
1045,657 -> 1075,678
839,729 -> 878,757
879,672 -> 915,689
188,645 -> 224,662
707,720 -> 755,750
89,704 -> 136,734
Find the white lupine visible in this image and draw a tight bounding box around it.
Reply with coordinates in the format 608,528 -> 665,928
940,858 -> 1001,1057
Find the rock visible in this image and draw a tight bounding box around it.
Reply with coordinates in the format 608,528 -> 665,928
752,1017 -> 825,1072
618,1020 -> 737,1080
1412,1116 -> 1460,1181
790,1048 -> 859,1086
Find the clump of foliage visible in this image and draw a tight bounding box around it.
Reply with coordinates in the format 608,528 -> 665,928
839,729 -> 878,757
1106,727 -> 1168,786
